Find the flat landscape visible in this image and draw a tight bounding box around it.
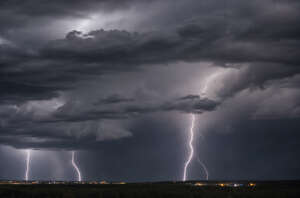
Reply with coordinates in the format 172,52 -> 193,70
0,181 -> 300,198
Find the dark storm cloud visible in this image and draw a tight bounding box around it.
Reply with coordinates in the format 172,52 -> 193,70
52,94 -> 219,122
0,94 -> 219,149
0,0 -> 300,182
2,16 -> 300,104
95,94 -> 134,104
44,19 -> 300,66
1,0 -> 300,100
161,96 -> 219,114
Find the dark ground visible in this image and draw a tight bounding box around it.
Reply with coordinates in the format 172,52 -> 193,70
0,181 -> 300,198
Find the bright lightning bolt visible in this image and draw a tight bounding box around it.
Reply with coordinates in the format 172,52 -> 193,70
183,114 -> 195,181
71,151 -> 82,182
182,70 -> 224,181
25,150 -> 31,181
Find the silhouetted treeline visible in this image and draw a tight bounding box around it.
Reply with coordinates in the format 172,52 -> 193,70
0,183 -> 300,198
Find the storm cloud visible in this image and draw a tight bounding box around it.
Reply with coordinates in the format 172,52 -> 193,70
0,0 -> 300,181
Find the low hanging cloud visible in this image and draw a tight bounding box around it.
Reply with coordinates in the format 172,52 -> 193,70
0,93 -> 219,149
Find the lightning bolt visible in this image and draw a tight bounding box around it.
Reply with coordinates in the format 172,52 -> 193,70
71,151 -> 82,182
197,157 -> 209,180
183,70 -> 224,181
183,114 -> 195,181
25,150 -> 31,181
183,113 -> 210,181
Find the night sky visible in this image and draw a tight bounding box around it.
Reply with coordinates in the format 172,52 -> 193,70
0,0 -> 300,182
